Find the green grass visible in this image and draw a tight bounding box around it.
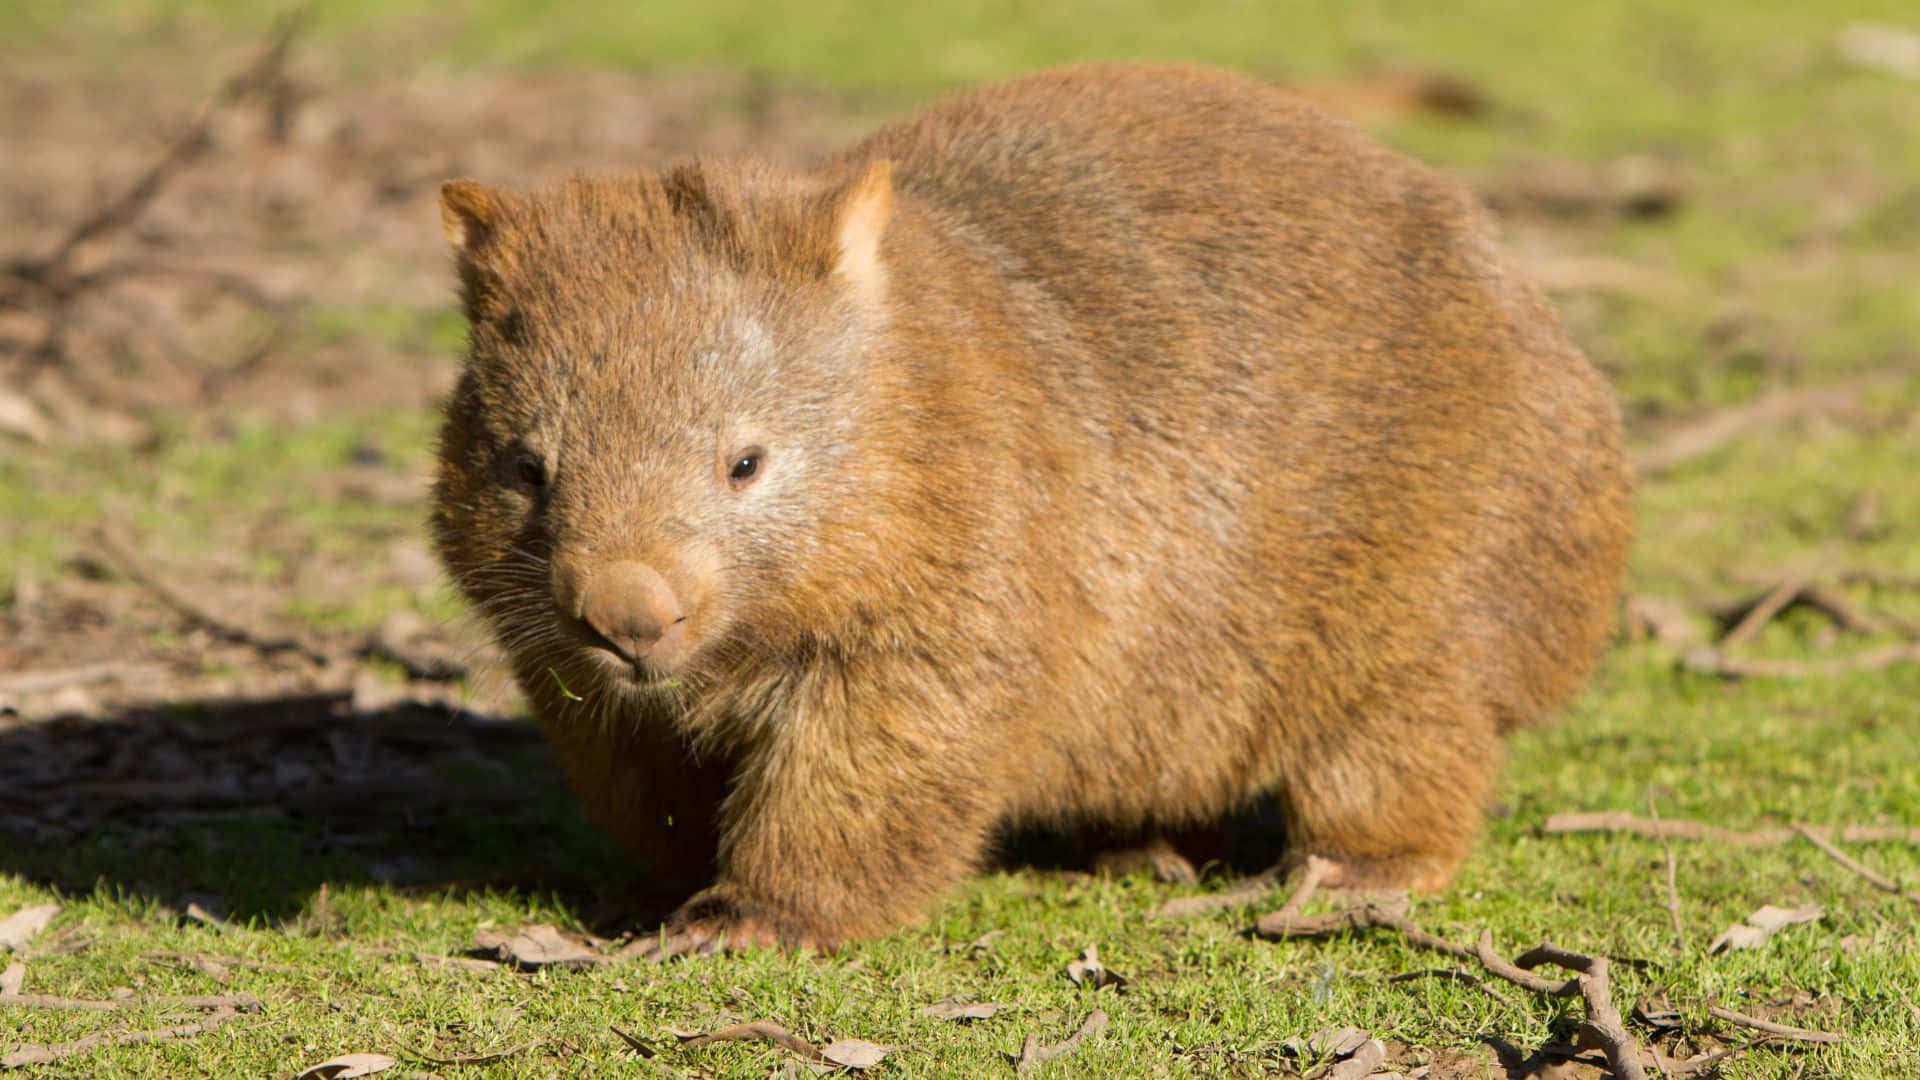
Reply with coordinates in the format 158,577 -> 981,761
6,1 -> 1920,1075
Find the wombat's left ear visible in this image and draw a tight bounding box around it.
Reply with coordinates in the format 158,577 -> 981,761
829,160 -> 893,300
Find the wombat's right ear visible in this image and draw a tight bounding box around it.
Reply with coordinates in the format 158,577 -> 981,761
440,180 -> 516,318
440,180 -> 506,259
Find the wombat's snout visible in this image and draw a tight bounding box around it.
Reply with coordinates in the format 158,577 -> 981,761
569,561 -> 688,670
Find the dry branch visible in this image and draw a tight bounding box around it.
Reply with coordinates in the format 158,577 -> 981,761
1153,867 -> 1282,918
0,991 -> 258,1012
1386,968 -> 1515,1009
0,1006 -> 244,1069
1716,577 -> 1805,651
1013,1010 -> 1108,1071
1683,642 -> 1920,679
1543,812 -> 1920,847
0,12 -> 306,415
0,662 -> 171,697
1631,383 -> 1864,478
1648,794 -> 1687,953
94,527 -> 336,667
1790,823 -> 1911,898
1256,906 -> 1651,1080
1707,1004 -> 1844,1044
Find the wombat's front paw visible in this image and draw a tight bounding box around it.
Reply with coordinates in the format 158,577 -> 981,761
632,890 -> 816,959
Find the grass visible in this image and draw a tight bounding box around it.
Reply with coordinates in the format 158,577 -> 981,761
5,0 -> 1920,1075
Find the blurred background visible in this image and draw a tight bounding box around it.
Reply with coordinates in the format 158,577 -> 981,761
1,0 -> 1916,800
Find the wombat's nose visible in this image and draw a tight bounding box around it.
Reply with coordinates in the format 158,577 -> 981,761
579,561 -> 685,664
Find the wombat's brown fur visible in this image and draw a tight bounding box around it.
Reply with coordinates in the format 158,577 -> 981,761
432,63 -> 1632,953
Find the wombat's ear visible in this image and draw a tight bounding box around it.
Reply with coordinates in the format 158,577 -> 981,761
828,160 -> 893,300
440,180 -> 507,260
440,180 -> 517,319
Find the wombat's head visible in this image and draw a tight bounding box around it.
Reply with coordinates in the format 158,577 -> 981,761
431,161 -> 898,706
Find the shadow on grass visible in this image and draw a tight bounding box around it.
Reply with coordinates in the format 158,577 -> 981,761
0,693 -> 644,926
0,691 -> 1300,935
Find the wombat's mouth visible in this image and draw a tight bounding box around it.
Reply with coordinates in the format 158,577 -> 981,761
557,611 -> 696,686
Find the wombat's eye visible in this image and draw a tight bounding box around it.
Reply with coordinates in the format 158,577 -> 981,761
511,449 -> 547,489
727,448 -> 764,490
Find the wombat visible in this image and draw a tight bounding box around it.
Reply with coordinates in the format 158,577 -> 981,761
431,62 -> 1632,954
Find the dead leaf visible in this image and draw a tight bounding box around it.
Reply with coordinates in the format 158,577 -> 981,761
1307,1026 -> 1372,1059
1,960 -> 24,996
1708,902 -> 1822,954
1064,944 -> 1128,989
470,924 -> 602,970
608,1024 -> 656,1057
1324,1038 -> 1389,1080
922,999 -> 1003,1022
0,903 -> 59,951
821,1039 -> 892,1069
293,1052 -> 397,1079
947,928 -> 1007,954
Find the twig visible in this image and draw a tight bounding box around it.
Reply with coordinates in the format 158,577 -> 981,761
0,1006 -> 243,1068
672,1021 -> 827,1063
403,1040 -> 542,1067
1790,823 -> 1910,898
1717,577 -> 1804,651
30,15 -> 304,279
1707,1004 -> 1845,1044
1013,1009 -> 1108,1071
1386,968 -> 1515,1009
93,526 -> 336,667
1683,642 -> 1920,679
1838,569 -> 1920,591
1475,931 -> 1579,996
1672,1044 -> 1748,1076
1543,813 -> 1920,847
1256,905 -> 1651,1080
0,662 -> 171,697
1153,866 -> 1282,918
1631,383 -> 1865,478
1647,793 -> 1686,953
0,991 -> 259,1012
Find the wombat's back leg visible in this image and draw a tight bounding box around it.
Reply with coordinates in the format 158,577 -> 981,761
1272,704 -> 1502,892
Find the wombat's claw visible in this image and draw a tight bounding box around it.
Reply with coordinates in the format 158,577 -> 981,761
632,897 -> 806,959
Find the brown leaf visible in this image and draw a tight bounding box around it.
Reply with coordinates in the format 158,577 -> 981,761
405,1040 -> 540,1066
922,999 -> 1003,1022
293,1052 -> 398,1079
416,952 -> 504,975
1064,944 -> 1128,989
821,1039 -> 892,1069
608,1024 -> 657,1058
1708,902 -> 1822,954
0,903 -> 59,951
1300,1026 -> 1372,1059
1324,1038 -> 1389,1080
470,924 -> 602,970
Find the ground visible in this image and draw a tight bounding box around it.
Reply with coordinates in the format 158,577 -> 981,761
2,3 -> 1919,1077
